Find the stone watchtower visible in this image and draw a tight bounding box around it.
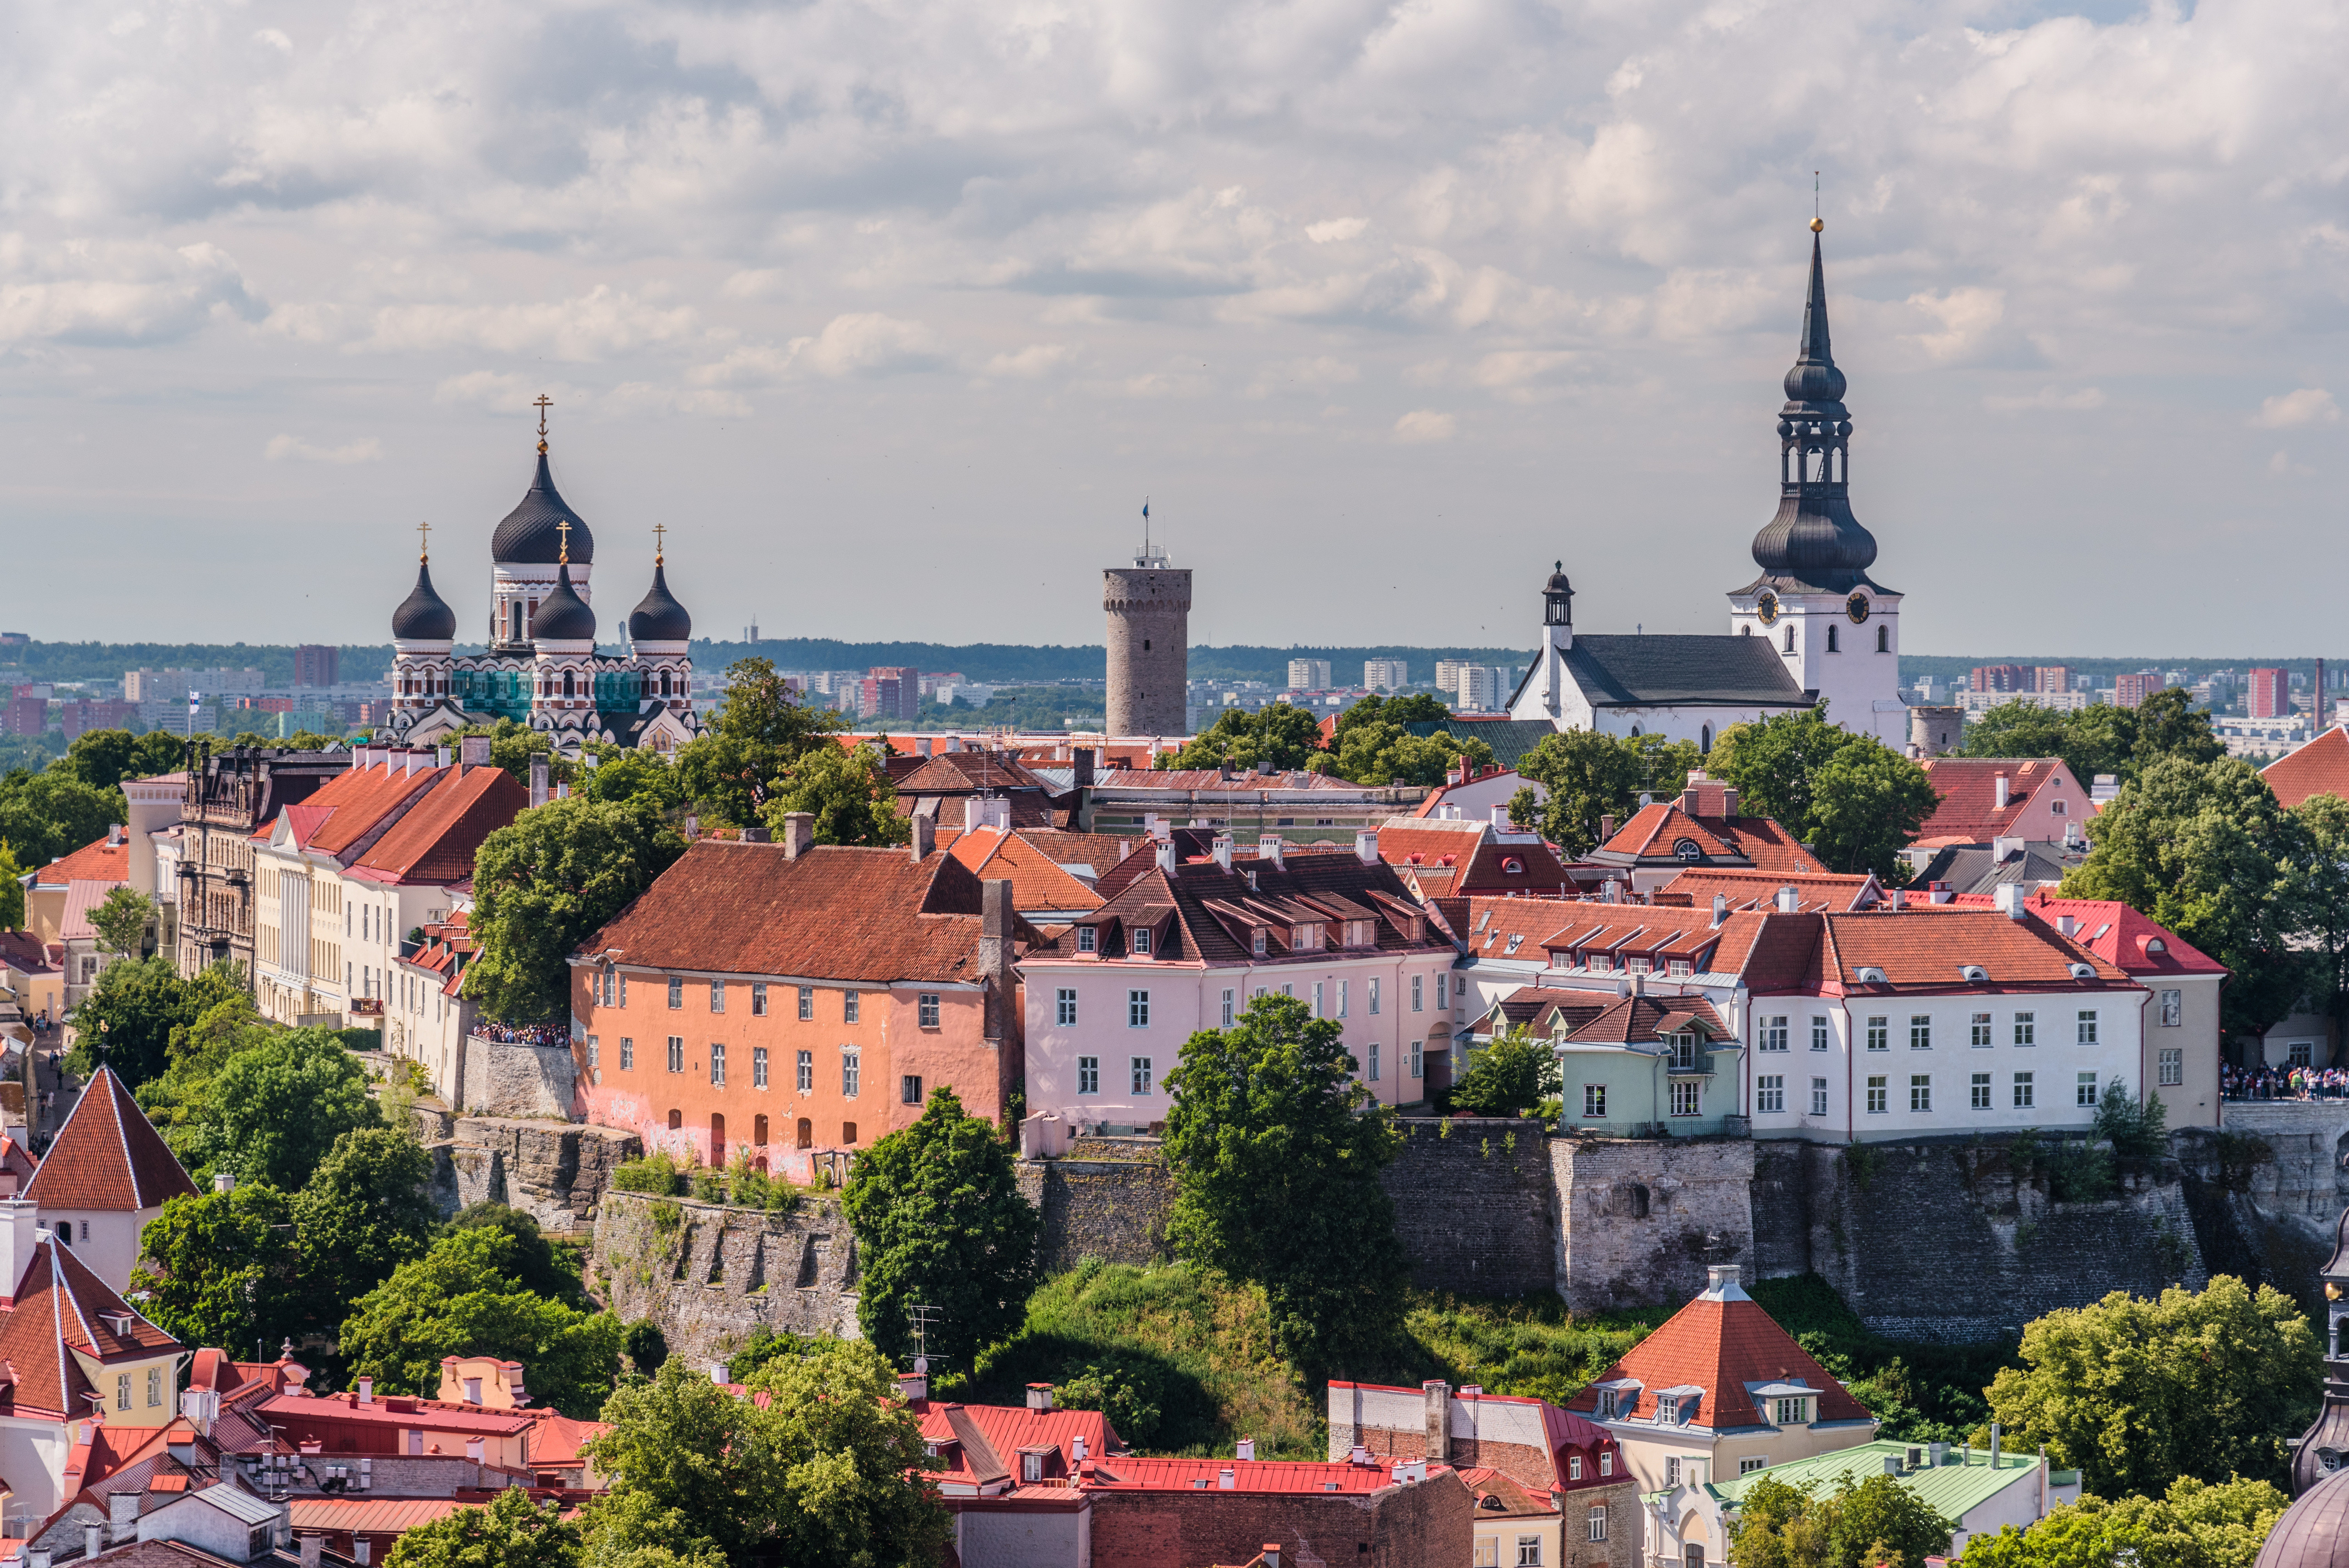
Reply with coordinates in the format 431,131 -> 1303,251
1103,540 -> 1191,738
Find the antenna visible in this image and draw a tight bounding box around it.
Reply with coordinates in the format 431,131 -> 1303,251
907,1303 -> 943,1363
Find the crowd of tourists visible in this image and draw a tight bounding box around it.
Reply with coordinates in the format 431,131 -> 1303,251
468,1019 -> 574,1048
2223,1062 -> 2349,1101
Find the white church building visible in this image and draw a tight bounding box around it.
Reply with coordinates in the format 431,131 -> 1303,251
1510,223 -> 1908,752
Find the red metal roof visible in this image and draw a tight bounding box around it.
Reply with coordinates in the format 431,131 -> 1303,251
2018,893 -> 2226,977
24,1067 -> 200,1213
287,1498 -> 470,1534
1081,1455 -> 1431,1493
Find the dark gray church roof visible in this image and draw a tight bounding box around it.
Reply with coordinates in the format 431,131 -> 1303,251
1559,634 -> 1811,710
1401,717 -> 1560,769
492,452 -> 595,565
390,562 -> 456,641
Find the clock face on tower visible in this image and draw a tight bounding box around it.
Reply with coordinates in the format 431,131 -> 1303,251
1846,593 -> 1871,624
1755,592 -> 1780,626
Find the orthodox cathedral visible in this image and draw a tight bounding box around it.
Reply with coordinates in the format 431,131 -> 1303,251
1509,223 -> 1909,751
384,408 -> 702,756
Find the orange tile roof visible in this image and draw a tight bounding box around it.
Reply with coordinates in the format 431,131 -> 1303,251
1564,1286 -> 1869,1431
23,1067 -> 199,1212
1596,804 -> 1825,875
348,764 -> 528,886
1659,868 -> 1880,914
279,762 -> 443,858
35,835 -> 129,890
1811,909 -> 2134,995
2265,727 -> 2349,810
946,828 -> 1103,912
1915,757 -> 2084,842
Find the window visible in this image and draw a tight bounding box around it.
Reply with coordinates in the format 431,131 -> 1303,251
1129,990 -> 1150,1028
2077,1072 -> 2099,1107
796,1050 -> 813,1092
902,1075 -> 924,1105
117,1374 -> 130,1411
2160,1047 -> 2183,1087
586,1036 -> 600,1070
1811,1077 -> 1830,1117
2160,989 -> 2182,1027
1827,624 -> 1840,653
1058,988 -> 1079,1027
2078,1010 -> 2099,1045
1866,1017 -> 1888,1051
1585,1084 -> 1608,1118
1811,1016 -> 1830,1051
1369,978 -> 1380,1015
1252,930 -> 1267,956
149,1367 -> 163,1407
1972,1013 -> 1993,1047
1436,975 -> 1447,1009
2291,1040 -> 2316,1068
1078,1057 -> 1099,1095
2015,1012 -> 2036,1045
845,992 -> 860,1024
1077,927 -> 1097,954
1132,927 -> 1151,956
1413,974 -> 1425,1012
1338,980 -> 1349,1019
796,1117 -> 813,1149
918,993 -> 941,1028
1669,1033 -> 1700,1072
1221,989 -> 1235,1028
798,986 -> 814,1020
667,1036 -> 685,1073
1517,1538 -> 1543,1567
1910,1015 -> 1932,1050
1477,1542 -> 1500,1568
1568,1455 -> 1583,1481
1666,1457 -> 1682,1486
2014,1072 -> 2035,1108
1757,1075 -> 1784,1113
843,1122 -> 857,1145
1910,1074 -> 1932,1112
1742,1457 -> 1767,1474
1670,1080 -> 1702,1117
1369,1042 -> 1381,1082
1877,624 -> 1889,652
843,1049 -> 860,1098
1313,982 -> 1324,1017
1132,1056 -> 1153,1096
668,977 -> 683,1009
710,1043 -> 726,1086
1411,1040 -> 1423,1079
1866,1075 -> 1888,1114
1760,1017 -> 1788,1053
753,1113 -> 768,1146
1971,1072 -> 1992,1109
753,1046 -> 769,1088
752,983 -> 768,1016
620,1037 -> 635,1071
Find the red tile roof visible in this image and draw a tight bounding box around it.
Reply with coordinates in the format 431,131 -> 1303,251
1595,804 -> 1826,876
277,762 -> 443,858
1658,868 -> 1880,914
346,765 -> 528,886
1914,757 -> 2086,844
1810,909 -> 2133,995
1564,995 -> 1727,1044
1564,1285 -> 1869,1432
2264,727 -> 2349,811
24,1068 -> 199,1212
0,1234 -> 183,1419
35,835 -> 129,890
2019,893 -> 2226,977
946,828 -> 1103,913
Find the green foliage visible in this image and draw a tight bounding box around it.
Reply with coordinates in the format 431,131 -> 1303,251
1332,693 -> 1455,733
842,1087 -> 1039,1371
1162,993 -> 1409,1370
69,956 -> 245,1088
757,742 -> 910,847
1512,730 -> 1701,856
1054,1359 -> 1168,1447
2062,758 -> 2303,1040
341,1228 -> 624,1418
293,1127 -> 439,1297
1161,704 -> 1326,773
132,1181 -> 306,1356
465,795 -> 686,1024
723,1325 -> 811,1383
673,657 -> 842,827
1400,1292 -> 1665,1408
1959,702 -> 2143,791
88,885 -> 155,957
447,719 -> 575,790
1986,1276 -> 2320,1496
201,1027 -> 382,1189
1751,1274 -> 2009,1444
384,1486 -> 583,1568
611,1150 -> 691,1196
2093,1081 -> 2169,1165
2281,792 -> 2349,1065
0,842 -> 22,930
622,1320 -> 669,1376
1710,707 -> 1938,879
1321,720 -> 1493,787
1959,1476 -> 2288,1568
444,1203 -> 585,1306
0,766 -> 125,867
50,729 -> 187,793
583,1349 -> 948,1568
914,685 -> 1107,734
1728,1471 -> 1953,1568
578,745 -> 684,812
1445,1029 -> 1562,1117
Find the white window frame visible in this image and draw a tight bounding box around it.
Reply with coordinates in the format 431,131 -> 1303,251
2159,1047 -> 2182,1087
1058,988 -> 1079,1027
1910,1074 -> 1931,1112
842,1048 -> 860,1098
796,1049 -> 813,1092
1866,1016 -> 1888,1052
1971,1071 -> 1991,1109
1756,1074 -> 1784,1114
1131,1056 -> 1153,1096
2077,1010 -> 2099,1045
752,1046 -> 768,1089
1866,1075 -> 1888,1114
1077,1056 -> 1099,1095
2077,1072 -> 2099,1107
1810,1016 -> 1829,1051
1910,1015 -> 1932,1051
2014,1071 -> 2035,1109
2160,989 -> 2182,1027
1129,990 -> 1150,1028
1759,1017 -> 1788,1053
2014,1011 -> 2035,1046
1584,1083 -> 1607,1118
1810,1077 -> 1829,1118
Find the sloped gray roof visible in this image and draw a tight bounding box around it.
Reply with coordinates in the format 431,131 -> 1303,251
1400,717 -> 1559,769
1558,635 -> 1811,710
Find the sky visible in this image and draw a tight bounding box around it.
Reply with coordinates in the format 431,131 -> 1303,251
1,0 -> 2343,658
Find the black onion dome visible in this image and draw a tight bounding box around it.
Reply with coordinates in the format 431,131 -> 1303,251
491,452 -> 595,565
2257,1464 -> 2349,1568
391,562 -> 456,641
628,561 -> 692,643
528,562 -> 598,642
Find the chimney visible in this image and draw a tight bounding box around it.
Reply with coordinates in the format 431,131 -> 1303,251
1710,895 -> 1727,929
436,745 -> 451,769
1424,1379 -> 1451,1463
0,1199 -> 37,1301
1218,1467 -> 1236,1490
1262,1549 -> 1282,1568
1628,971 -> 1646,997
909,816 -> 935,862
738,824 -> 770,843
980,879 -> 1014,1042
1928,880 -> 1952,905
84,1524 -> 102,1561
213,1172 -> 236,1194
1882,1455 -> 1902,1476
1988,1424 -> 2002,1468
917,737 -> 933,757
1598,814 -> 1616,841
1887,888 -> 1905,912
356,1376 -> 373,1404
108,1496 -> 137,1539
1776,885 -> 1799,914
529,755 -> 548,810
299,1538 -> 321,1568
2057,914 -> 2076,939
897,1368 -> 929,1405
460,735 -> 492,767
107,822 -> 124,847
1350,1446 -> 1372,1467
1155,839 -> 1177,873
1236,1438 -> 1256,1461
1490,806 -> 1510,828
1721,787 -> 1739,818
1601,879 -> 1619,904
1212,836 -> 1233,871
1993,884 -> 2026,920
1026,1383 -> 1054,1412
1071,1435 -> 1086,1462
1072,747 -> 1096,789
1260,834 -> 1285,868
1992,835 -> 2022,864
1993,773 -> 2010,810
465,1437 -> 484,1463
780,812 -> 815,860
27,1549 -> 49,1568
355,1542 -> 372,1567
1356,830 -> 1380,864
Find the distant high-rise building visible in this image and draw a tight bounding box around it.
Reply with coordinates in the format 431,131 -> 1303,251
293,644 -> 340,688
860,666 -> 920,725
1363,659 -> 1408,693
1455,666 -> 1509,711
1104,537 -> 1191,737
2248,667 -> 2289,719
1971,664 -> 2030,694
2115,671 -> 2166,709
1288,659 -> 1333,691
2032,666 -> 2073,695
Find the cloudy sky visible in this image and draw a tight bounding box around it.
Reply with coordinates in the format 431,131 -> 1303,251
1,0 -> 2342,657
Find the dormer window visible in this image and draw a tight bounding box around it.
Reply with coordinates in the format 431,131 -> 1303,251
1568,1454 -> 1583,1481
1252,930 -> 1267,956
1022,1451 -> 1044,1483
1772,1397 -> 1810,1425
1669,1034 -> 1700,1072
1502,858 -> 1524,874
1077,928 -> 1097,954
1589,954 -> 1612,973
1627,957 -> 1650,974
1667,959 -> 1691,978
1132,928 -> 1152,957
1504,935 -> 1524,955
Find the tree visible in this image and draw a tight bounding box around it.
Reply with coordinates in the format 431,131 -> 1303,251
293,1128 -> 438,1304
1985,1276 -> 2320,1497
466,795 -> 686,1024
67,956 -> 245,1088
1332,693 -> 1454,733
1512,729 -> 1651,856
1321,721 -> 1494,787
579,745 -> 685,813
1162,704 -> 1325,773
134,991 -> 267,1158
202,1027 -> 382,1189
757,743 -> 909,847
584,1346 -> 948,1568
0,842 -> 25,931
50,729 -> 184,793
445,1203 -> 589,1307
1728,1472 -> 1952,1568
131,1182 -> 306,1356
1959,1476 -> 2288,1568
385,1483 -> 584,1568
674,658 -> 842,828
0,768 -> 126,868
88,886 -> 154,957
341,1228 -> 624,1418
2062,758 -> 2304,1040
2282,792 -> 2349,1066
1709,708 -> 1937,876
1446,1029 -> 1561,1117
1959,702 -> 2140,791
2131,688 -> 2225,773
1161,993 -> 1408,1368
841,1087 -> 1038,1372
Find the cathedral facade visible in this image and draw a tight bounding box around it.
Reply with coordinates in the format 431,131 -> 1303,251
384,418 -> 701,756
1510,223 -> 1908,751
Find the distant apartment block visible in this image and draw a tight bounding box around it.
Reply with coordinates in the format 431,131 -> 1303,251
1970,664 -> 2030,694
2115,671 -> 2167,709
122,666 -> 267,702
1364,659 -> 1409,692
1289,658 -> 1333,691
860,666 -> 921,724
293,644 -> 340,688
2249,667 -> 2290,719
4,694 -> 46,737
2033,666 -> 2073,694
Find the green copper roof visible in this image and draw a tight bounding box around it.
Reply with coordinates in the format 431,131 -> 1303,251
1710,1440 -> 2039,1523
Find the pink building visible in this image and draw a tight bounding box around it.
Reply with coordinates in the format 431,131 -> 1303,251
2115,671 -> 2165,709
2249,667 -> 2290,720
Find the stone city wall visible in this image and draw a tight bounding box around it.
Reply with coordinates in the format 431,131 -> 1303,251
461,1036 -> 575,1119
589,1189 -> 861,1372
1551,1136 -> 1756,1313
1385,1119 -> 1557,1297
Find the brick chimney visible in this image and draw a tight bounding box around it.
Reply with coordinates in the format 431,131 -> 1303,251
1072,747 -> 1095,788
780,812 -> 814,860
1423,1379 -> 1451,1463
1599,814 -> 1616,841
1026,1383 -> 1054,1412
909,816 -> 935,862
980,879 -> 1014,1043
1993,773 -> 2010,810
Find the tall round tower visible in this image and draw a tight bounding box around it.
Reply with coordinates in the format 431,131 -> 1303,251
1103,538 -> 1191,738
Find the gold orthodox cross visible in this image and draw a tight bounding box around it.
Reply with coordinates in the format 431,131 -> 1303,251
417,520 -> 432,562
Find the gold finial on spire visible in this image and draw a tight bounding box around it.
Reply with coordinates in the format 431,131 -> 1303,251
653,523 -> 666,566
557,516 -> 571,565
534,393 -> 553,455
417,520 -> 432,563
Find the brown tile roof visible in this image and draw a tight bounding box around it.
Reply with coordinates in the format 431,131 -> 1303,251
1564,994 -> 1727,1044
895,752 -> 1058,796
1915,757 -> 2085,843
35,835 -> 130,890
0,1233 -> 182,1419
2265,727 -> 2349,811
946,828 -> 1102,913
1594,803 -> 1826,876
1810,909 -> 2134,995
1008,828 -> 1141,882
1564,1286 -> 1869,1431
1028,848 -> 1453,967
279,762 -> 442,859
579,841 -> 1013,984
347,764 -> 528,886
1480,986 -> 1614,1039
24,1068 -> 199,1212
0,932 -> 57,976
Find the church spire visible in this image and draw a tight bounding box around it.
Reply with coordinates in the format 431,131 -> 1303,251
1745,221 -> 1878,593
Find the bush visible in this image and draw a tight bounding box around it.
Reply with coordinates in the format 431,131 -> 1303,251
1055,1357 -> 1169,1448
2094,1080 -> 2168,1165
612,1150 -> 690,1196
1444,1029 -> 1560,1118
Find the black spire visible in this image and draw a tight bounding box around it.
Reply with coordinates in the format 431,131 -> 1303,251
628,559 -> 692,644
1743,222 -> 1882,596
528,560 -> 598,643
391,560 -> 456,641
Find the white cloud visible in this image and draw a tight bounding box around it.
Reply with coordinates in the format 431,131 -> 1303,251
792,314 -> 944,378
433,372 -> 591,411
0,237 -> 260,346
356,288 -> 702,361
2253,388 -> 2340,428
1306,217 -> 1368,243
1393,409 -> 1456,443
600,383 -> 751,418
981,343 -> 1074,378
1984,386 -> 2106,413
1904,288 -> 2008,365
264,434 -> 382,464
